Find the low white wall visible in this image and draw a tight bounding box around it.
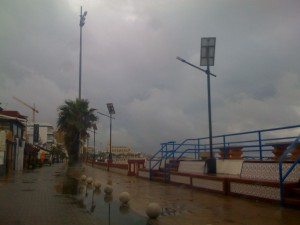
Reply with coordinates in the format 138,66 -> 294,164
145,160 -> 160,170
241,162 -> 300,182
216,159 -> 243,175
109,167 -> 128,175
230,182 -> 280,200
192,177 -> 224,192
94,164 -> 108,171
170,174 -> 191,184
138,170 -> 150,179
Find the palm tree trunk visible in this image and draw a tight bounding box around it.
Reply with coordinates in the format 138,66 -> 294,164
69,132 -> 80,166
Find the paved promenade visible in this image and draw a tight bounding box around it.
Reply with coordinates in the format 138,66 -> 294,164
0,163 -> 300,225
0,163 -> 97,225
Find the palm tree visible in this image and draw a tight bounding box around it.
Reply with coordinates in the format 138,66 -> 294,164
57,98 -> 97,166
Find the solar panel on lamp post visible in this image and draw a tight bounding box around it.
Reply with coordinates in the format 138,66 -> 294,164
176,37 -> 217,174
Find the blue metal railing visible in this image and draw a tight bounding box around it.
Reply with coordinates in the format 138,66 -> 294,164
279,134 -> 300,206
149,124 -> 300,181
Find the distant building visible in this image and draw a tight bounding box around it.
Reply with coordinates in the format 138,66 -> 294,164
27,122 -> 54,149
105,145 -> 132,155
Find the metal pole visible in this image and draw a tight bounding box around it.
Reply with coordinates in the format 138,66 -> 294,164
79,6 -> 83,100
109,115 -> 112,160
206,61 -> 216,174
207,64 -> 213,158
86,136 -> 88,164
97,111 -> 115,161
93,127 -> 96,166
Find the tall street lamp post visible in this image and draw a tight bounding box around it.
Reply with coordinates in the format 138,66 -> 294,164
177,37 -> 217,174
106,103 -> 115,161
97,103 -> 115,161
92,124 -> 97,167
79,6 -> 87,100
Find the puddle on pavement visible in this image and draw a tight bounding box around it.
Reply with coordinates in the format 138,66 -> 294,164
21,189 -> 35,192
161,207 -> 176,216
22,180 -> 36,184
54,171 -> 63,177
61,176 -> 79,195
55,176 -> 161,225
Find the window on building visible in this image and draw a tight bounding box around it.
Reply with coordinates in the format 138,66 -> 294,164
0,122 -> 10,131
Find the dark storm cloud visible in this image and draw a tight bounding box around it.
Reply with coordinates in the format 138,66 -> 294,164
1,0 -> 300,153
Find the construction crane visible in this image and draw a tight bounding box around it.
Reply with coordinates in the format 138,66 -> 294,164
13,96 -> 39,123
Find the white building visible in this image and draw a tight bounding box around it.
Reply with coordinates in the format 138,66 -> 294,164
27,122 -> 54,149
105,145 -> 133,155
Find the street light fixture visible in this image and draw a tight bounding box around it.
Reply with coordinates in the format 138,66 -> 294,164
97,104 -> 115,161
200,37 -> 216,67
107,103 -> 115,115
176,37 -> 217,174
79,6 -> 87,100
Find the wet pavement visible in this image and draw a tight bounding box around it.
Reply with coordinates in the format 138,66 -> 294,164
0,164 -> 97,225
0,163 -> 300,225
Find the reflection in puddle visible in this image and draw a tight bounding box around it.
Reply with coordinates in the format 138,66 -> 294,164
22,180 -> 36,184
56,176 -> 152,225
62,176 -> 79,195
161,207 -> 176,216
21,189 -> 34,192
119,204 -> 130,215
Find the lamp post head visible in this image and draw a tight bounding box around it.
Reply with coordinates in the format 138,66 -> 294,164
200,37 -> 216,67
80,10 -> 87,27
107,103 -> 115,115
92,124 -> 97,130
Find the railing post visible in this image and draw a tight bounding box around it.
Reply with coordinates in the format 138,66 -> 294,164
258,131 -> 262,160
279,134 -> 300,206
279,161 -> 284,206
172,141 -> 175,159
149,160 -> 152,180
223,136 -> 227,159
162,143 -> 165,158
198,139 -> 200,159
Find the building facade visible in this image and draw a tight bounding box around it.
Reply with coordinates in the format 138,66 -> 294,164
105,145 -> 132,155
0,111 -> 27,175
27,122 -> 54,149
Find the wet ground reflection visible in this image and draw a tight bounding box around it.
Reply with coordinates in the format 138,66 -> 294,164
51,165 -> 300,225
62,176 -> 79,195
57,175 -> 150,225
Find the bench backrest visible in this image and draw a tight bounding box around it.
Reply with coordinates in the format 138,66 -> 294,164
216,159 -> 243,175
178,160 -> 206,174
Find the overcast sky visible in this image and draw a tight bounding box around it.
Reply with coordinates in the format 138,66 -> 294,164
1,0 -> 300,154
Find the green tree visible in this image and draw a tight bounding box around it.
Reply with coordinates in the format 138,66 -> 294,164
57,99 -> 97,166
49,144 -> 66,162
